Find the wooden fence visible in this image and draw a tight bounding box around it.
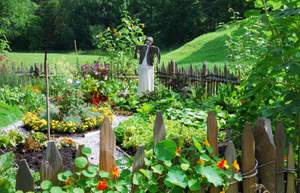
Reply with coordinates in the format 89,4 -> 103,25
16,112 -> 300,193
156,61 -> 240,95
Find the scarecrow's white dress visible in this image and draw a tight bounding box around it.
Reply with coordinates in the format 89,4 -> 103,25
138,46 -> 154,95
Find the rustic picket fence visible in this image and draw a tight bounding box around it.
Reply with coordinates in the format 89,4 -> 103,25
16,113 -> 300,192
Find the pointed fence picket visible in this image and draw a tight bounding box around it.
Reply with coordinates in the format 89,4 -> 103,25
15,112 -> 300,193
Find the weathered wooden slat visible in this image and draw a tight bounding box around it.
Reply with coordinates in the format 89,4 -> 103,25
287,143 -> 296,193
100,117 -> 116,173
41,141 -> 63,182
207,112 -> 218,156
253,118 -> 276,193
16,159 -> 34,192
297,113 -> 300,193
40,160 -> 54,181
153,112 -> 166,145
275,122 -> 286,193
132,145 -> 145,172
242,124 -> 256,193
225,141 -> 238,193
207,111 -> 219,193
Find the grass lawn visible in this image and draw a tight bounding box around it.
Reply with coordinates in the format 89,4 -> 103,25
161,25 -> 237,68
0,102 -> 23,128
4,24 -> 239,70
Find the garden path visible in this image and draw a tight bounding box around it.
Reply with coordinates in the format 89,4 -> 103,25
71,115 -> 131,164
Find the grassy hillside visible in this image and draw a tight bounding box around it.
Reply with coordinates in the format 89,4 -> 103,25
162,25 -> 237,68
5,52 -> 101,67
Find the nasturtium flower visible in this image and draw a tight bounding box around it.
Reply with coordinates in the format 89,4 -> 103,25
232,160 -> 240,171
176,147 -> 181,156
217,160 -> 229,169
65,177 -> 72,185
112,166 -> 120,178
203,139 -> 210,147
97,180 -> 108,190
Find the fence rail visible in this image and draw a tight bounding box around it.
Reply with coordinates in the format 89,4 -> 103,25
16,112 -> 300,193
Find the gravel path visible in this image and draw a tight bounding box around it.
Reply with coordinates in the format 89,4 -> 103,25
71,115 -> 131,164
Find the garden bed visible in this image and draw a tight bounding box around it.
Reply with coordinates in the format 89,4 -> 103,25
0,144 -> 77,171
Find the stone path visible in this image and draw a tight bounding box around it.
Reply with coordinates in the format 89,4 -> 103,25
71,115 -> 131,164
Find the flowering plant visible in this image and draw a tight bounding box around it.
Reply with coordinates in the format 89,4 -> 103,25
81,63 -> 109,80
39,138 -> 241,192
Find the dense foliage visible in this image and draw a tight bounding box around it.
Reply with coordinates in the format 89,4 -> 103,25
2,0 -> 253,50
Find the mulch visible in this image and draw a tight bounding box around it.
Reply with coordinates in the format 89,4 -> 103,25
0,144 -> 77,171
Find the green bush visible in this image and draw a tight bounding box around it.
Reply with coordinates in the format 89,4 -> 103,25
115,114 -> 207,150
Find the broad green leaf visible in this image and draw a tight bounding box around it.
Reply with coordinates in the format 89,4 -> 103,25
81,147 -> 92,157
41,180 -> 52,190
200,166 -> 223,187
74,157 -> 88,169
99,171 -> 110,178
180,163 -> 190,171
139,169 -> 153,180
154,140 -> 177,161
165,168 -> 188,189
50,186 -> 63,193
151,164 -> 164,174
73,188 -> 84,193
188,179 -> 201,191
57,170 -> 72,182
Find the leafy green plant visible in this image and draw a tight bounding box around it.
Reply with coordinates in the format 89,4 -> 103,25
115,114 -> 207,150
0,130 -> 25,149
0,152 -> 16,193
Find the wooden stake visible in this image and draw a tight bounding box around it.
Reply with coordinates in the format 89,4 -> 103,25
44,49 -> 51,140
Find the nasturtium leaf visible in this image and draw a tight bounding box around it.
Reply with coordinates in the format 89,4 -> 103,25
234,173 -> 243,181
154,140 -> 177,161
200,166 -> 223,187
57,170 -> 72,182
180,163 -> 190,171
139,169 -> 153,180
81,147 -> 92,157
200,154 -> 212,162
50,186 -> 63,193
188,179 -> 201,191
41,180 -> 52,190
149,184 -> 158,193
73,188 -> 84,193
151,164 -> 164,174
99,171 -> 110,178
165,168 -> 188,189
192,137 -> 203,153
74,157 -> 88,169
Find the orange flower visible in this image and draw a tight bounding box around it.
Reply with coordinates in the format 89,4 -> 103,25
65,177 -> 72,185
112,166 -> 120,178
217,160 -> 229,169
203,139 -> 210,147
232,160 -> 240,171
176,147 -> 181,156
97,180 -> 108,190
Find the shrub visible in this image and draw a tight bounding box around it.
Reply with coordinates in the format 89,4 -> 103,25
114,114 -> 207,150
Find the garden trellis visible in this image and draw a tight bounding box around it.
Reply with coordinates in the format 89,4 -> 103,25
15,112 -> 300,193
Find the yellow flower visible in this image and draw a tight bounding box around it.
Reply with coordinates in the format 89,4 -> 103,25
220,191 -> 225,193
203,139 -> 210,147
197,158 -> 205,165
232,160 -> 240,171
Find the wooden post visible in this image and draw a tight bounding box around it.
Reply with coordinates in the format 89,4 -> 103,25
287,143 -> 296,193
297,113 -> 300,193
225,141 -> 238,193
44,50 -> 51,140
275,122 -> 286,193
16,159 -> 34,192
207,112 -> 218,156
242,124 -> 256,193
132,145 -> 145,172
100,117 -> 116,172
153,111 -> 166,145
253,118 -> 276,193
207,111 -> 219,193
74,40 -> 79,66
41,141 -> 63,182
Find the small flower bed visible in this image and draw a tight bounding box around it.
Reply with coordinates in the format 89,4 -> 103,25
23,106 -> 113,133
